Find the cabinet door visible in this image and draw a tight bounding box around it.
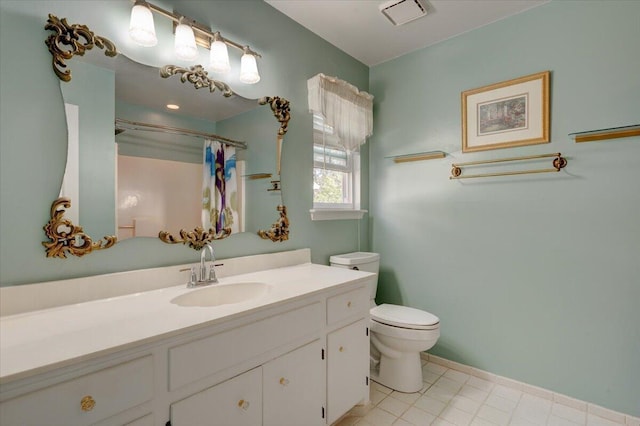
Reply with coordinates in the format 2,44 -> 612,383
327,319 -> 369,425
170,367 -> 262,426
263,340 -> 324,426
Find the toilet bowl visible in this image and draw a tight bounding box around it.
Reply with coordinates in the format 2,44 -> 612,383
370,304 -> 440,392
329,252 -> 440,393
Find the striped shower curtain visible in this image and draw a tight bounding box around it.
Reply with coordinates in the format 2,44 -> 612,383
202,139 -> 239,236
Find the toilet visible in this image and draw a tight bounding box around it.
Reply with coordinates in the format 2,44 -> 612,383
330,252 -> 440,393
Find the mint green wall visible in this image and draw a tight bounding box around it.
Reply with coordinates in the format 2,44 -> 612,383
0,1 -> 369,286
369,1 -> 639,416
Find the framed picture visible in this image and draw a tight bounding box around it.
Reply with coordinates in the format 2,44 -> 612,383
462,71 -> 550,153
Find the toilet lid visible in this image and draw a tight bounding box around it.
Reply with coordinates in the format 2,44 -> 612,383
371,304 -> 440,330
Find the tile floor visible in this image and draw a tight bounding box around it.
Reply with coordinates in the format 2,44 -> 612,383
333,360 -> 635,426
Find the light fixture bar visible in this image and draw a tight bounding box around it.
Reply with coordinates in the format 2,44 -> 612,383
142,1 -> 261,58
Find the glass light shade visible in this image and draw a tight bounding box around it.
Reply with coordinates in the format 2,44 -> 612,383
174,23 -> 198,61
129,2 -> 157,47
209,40 -> 230,74
239,52 -> 260,84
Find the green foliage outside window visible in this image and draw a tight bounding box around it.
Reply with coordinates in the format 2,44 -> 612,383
313,168 -> 345,204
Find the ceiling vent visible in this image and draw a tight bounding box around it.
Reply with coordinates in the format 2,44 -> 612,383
379,0 -> 428,26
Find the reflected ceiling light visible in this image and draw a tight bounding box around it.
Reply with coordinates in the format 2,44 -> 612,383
127,1 -> 262,83
129,0 -> 157,47
209,32 -> 230,74
166,104 -> 180,110
239,46 -> 260,84
174,18 -> 198,61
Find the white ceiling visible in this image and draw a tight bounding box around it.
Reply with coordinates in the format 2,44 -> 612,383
265,0 -> 549,66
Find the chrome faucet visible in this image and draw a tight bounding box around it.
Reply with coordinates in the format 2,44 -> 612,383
187,243 -> 219,288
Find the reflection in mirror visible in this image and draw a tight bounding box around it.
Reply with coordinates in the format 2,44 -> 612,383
115,119 -> 247,242
107,54 -> 256,242
58,52 -> 284,249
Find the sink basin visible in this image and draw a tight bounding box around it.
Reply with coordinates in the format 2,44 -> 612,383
171,282 -> 270,307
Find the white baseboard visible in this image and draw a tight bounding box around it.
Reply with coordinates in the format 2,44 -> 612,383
421,352 -> 639,425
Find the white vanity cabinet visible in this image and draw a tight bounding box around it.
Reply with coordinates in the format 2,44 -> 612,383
0,262 -> 373,426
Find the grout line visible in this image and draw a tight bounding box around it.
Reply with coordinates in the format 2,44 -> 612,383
340,356 -> 637,426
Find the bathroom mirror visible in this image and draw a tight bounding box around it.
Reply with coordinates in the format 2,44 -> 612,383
43,15 -> 290,258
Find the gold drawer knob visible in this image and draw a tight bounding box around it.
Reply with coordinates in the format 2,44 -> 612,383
347,301 -> 352,308
279,377 -> 290,386
339,346 -> 344,352
238,399 -> 250,410
80,395 -> 95,412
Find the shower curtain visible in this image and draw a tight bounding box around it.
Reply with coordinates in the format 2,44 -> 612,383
202,139 -> 239,236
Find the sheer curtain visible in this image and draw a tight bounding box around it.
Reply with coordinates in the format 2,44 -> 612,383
202,139 -> 239,236
307,73 -> 374,151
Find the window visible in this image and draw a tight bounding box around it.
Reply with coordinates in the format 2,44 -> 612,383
307,73 -> 373,220
312,115 -> 360,210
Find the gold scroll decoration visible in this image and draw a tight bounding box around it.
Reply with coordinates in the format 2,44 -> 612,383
45,14 -> 117,82
259,96 -> 291,138
42,198 -> 117,258
160,65 -> 233,97
259,96 -> 291,175
159,227 -> 231,251
258,205 -> 290,242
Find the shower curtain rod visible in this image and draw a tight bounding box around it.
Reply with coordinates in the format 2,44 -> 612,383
115,118 -> 247,150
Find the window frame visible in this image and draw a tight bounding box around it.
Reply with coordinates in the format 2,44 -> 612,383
310,115 -> 366,220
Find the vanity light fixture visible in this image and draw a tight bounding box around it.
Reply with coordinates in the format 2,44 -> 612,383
129,0 -> 157,47
239,46 -> 260,84
209,32 -> 230,74
128,0 -> 261,83
174,17 -> 198,61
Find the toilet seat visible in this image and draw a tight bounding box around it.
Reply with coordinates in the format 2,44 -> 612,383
370,304 -> 440,330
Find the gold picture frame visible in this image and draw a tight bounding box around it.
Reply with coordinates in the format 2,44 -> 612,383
462,71 -> 550,153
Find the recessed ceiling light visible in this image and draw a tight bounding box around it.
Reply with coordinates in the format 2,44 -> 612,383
166,104 -> 180,110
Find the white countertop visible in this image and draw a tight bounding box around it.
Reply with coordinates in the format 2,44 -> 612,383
0,263 -> 372,384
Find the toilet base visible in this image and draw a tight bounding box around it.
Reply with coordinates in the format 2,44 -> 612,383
370,350 -> 423,393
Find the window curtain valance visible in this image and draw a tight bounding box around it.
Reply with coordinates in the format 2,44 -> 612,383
307,73 -> 374,152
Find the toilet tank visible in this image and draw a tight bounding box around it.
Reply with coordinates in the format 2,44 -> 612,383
329,252 -> 380,301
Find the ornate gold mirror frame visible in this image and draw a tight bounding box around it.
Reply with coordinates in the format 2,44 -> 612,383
43,14 -> 118,258
43,14 -> 291,256
43,198 -> 117,258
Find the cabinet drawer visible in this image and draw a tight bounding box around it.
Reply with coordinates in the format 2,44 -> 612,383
0,355 -> 153,426
327,286 -> 368,326
169,302 -> 322,390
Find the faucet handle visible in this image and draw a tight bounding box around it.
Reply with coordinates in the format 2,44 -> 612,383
180,266 -> 198,287
208,264 -> 219,283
